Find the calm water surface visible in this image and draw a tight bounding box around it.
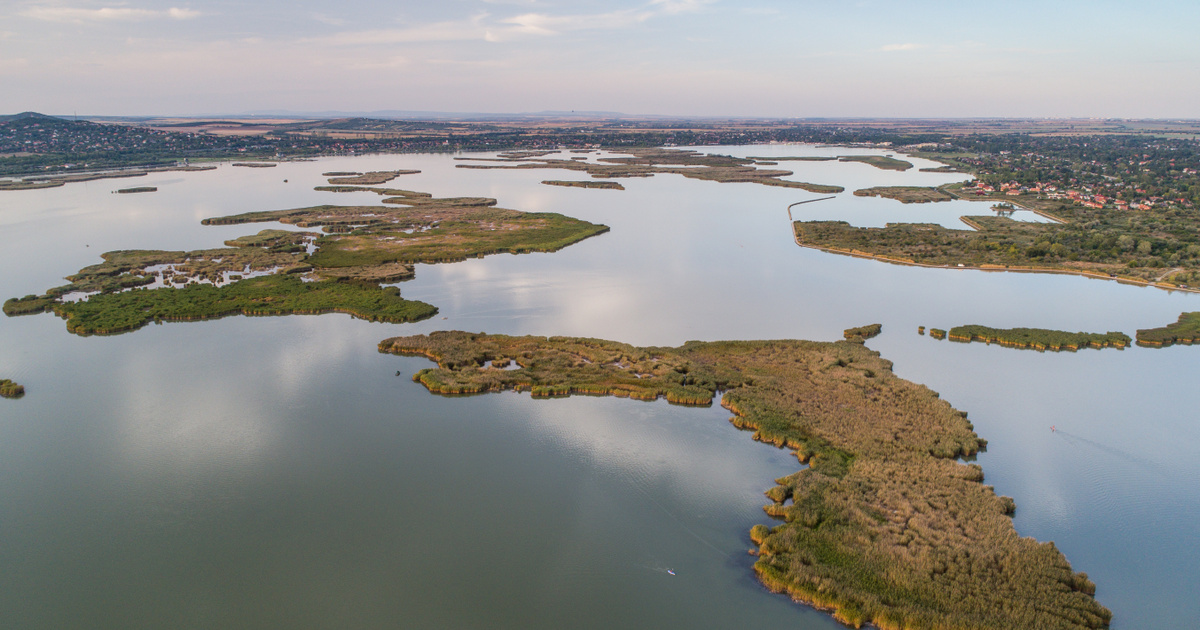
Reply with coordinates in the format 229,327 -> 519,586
1,147 -> 1196,629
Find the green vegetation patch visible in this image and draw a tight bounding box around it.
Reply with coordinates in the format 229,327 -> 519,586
0,379 -> 24,399
854,187 -> 954,204
326,170 -> 419,185
843,323 -> 882,342
4,294 -> 56,316
0,179 -> 64,190
838,155 -> 914,171
0,166 -> 214,192
205,195 -> 609,269
9,182 -> 606,336
116,186 -> 157,194
380,332 -> 1110,630
1136,312 -> 1200,346
51,274 -> 436,335
943,325 -> 1130,351
793,209 -> 1200,285
749,156 -> 838,162
541,180 -> 625,190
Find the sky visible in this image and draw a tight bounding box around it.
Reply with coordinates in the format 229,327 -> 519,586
1,0 -> 1198,118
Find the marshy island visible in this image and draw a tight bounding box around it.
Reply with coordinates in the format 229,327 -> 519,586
456,147 -> 845,194
0,378 -> 24,399
3,178 -> 608,335
925,325 -> 1131,351
379,330 -> 1111,630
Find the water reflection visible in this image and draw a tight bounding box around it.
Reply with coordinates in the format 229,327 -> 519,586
1,146 -> 1198,628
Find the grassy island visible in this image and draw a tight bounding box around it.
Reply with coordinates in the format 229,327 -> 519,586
7,182 -> 608,335
0,379 -> 24,399
541,180 -> 625,190
919,165 -> 969,173
750,156 -> 838,162
838,155 -> 914,171
326,170 -> 419,185
456,148 -> 845,193
0,165 -> 214,191
379,332 -> 1110,630
935,325 -> 1130,351
231,162 -> 276,168
1136,312 -> 1200,346
116,186 -> 157,194
52,275 -> 436,335
843,323 -> 882,341
204,193 -> 609,268
854,187 -> 954,204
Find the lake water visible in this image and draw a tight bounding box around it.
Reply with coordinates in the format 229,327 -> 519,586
1,147 -> 1197,629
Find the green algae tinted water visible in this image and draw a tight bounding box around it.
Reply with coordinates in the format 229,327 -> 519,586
1,148 -> 1197,629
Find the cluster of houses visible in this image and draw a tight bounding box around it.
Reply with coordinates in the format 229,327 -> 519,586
958,180 -> 1186,211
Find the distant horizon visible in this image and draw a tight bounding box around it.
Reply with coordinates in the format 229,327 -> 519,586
3,0 -> 1196,119
17,110 -> 1200,124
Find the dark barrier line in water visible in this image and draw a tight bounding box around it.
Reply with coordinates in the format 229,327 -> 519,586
1054,430 -> 1171,478
786,196 -> 837,221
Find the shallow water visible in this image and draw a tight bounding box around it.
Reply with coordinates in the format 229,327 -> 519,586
1,147 -> 1196,629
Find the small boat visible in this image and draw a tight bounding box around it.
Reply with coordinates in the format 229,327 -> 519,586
666,569 -> 675,576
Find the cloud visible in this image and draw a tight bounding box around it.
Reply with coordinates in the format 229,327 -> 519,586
879,43 -> 926,52
499,9 -> 653,36
315,0 -> 707,46
307,15 -> 491,45
310,13 -> 346,27
167,7 -> 199,20
0,56 -> 30,74
20,5 -> 201,22
650,0 -> 716,15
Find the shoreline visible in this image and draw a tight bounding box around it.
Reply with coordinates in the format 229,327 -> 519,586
379,332 -> 1111,630
792,231 -> 1200,294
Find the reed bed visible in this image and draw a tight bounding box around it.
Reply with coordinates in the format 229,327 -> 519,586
7,183 -> 606,337
0,379 -> 24,399
541,180 -> 625,190
943,325 -> 1130,351
456,147 -> 845,193
1136,312 -> 1200,346
844,324 -> 882,341
379,332 -> 1111,629
52,275 -> 436,335
325,170 -> 419,185
838,155 -> 914,171
853,187 -> 953,204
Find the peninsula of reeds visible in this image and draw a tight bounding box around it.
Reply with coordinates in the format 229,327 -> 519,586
1136,312 -> 1200,346
379,331 -> 1111,630
853,187 -> 953,203
838,155 -> 914,171
843,323 -> 882,341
